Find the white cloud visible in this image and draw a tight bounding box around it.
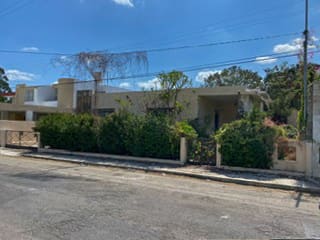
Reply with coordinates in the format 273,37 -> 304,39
137,78 -> 160,90
20,47 -> 40,52
119,82 -> 131,88
58,55 -> 71,62
255,56 -> 277,64
59,55 -> 68,60
273,37 -> 319,53
196,70 -> 221,83
6,69 -> 37,81
112,0 -> 134,7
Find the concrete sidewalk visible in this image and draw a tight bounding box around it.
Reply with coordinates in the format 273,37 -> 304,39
1,147 -> 320,194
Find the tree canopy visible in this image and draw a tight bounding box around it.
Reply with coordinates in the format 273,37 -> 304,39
0,67 -> 11,102
157,70 -> 192,113
264,62 -> 319,123
203,66 -> 263,89
202,63 -> 320,123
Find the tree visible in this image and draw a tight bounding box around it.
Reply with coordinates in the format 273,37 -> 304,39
264,62 -> 319,123
145,70 -> 192,118
158,70 -> 192,110
203,66 -> 263,89
53,51 -> 148,81
53,51 -> 148,113
0,67 -> 11,103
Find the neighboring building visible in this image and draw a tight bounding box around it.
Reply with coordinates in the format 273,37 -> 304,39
96,86 -> 268,131
0,92 -> 15,103
0,78 -> 269,131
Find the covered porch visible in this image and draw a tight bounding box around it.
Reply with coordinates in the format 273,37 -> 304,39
197,93 -> 256,134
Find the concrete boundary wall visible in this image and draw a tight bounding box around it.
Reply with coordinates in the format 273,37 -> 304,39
0,120 -> 35,131
272,140 -> 307,173
311,142 -> 320,178
38,148 -> 184,166
216,141 -> 311,177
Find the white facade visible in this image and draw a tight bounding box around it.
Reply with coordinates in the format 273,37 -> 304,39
24,86 -> 58,107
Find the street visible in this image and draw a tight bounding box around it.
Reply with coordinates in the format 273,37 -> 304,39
0,155 -> 319,240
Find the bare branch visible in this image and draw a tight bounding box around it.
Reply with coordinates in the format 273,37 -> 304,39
52,51 -> 148,81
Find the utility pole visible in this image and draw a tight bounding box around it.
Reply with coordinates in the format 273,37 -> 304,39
303,0 -> 309,138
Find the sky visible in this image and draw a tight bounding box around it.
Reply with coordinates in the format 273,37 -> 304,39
1,0 -> 320,91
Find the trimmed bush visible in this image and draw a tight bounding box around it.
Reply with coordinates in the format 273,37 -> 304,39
35,113 -> 98,152
98,110 -> 136,155
139,114 -> 179,159
36,111 -> 197,160
174,121 -> 198,139
214,109 -> 279,169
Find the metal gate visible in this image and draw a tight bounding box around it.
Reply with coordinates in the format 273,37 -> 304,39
5,130 -> 40,149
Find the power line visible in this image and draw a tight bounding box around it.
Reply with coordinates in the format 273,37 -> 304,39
0,0 -> 22,15
121,32 -> 300,54
0,49 -> 66,56
0,32 -> 301,57
53,49 -> 320,87
0,0 -> 35,18
109,1 -> 303,52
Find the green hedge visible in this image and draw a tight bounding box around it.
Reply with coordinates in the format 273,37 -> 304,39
214,110 -> 279,169
35,114 -> 99,152
36,112 -> 196,160
97,110 -> 135,155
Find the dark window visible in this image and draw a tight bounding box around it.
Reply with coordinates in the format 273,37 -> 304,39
25,89 -> 34,102
47,89 -> 57,101
97,108 -> 115,117
147,107 -> 174,115
33,112 -> 48,121
214,111 -> 220,131
76,90 -> 92,113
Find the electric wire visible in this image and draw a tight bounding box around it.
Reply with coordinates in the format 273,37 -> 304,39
52,49 -> 320,87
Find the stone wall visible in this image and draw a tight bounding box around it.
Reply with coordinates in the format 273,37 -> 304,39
0,120 -> 35,131
311,82 -> 320,178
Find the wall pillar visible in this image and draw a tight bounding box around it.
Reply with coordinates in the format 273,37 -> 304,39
25,110 -> 34,121
0,130 -> 6,148
305,141 -> 313,177
216,144 -> 221,168
311,82 -> 320,178
180,137 -> 187,164
311,142 -> 320,179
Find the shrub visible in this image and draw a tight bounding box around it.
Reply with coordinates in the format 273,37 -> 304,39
174,121 -> 198,139
214,109 -> 279,169
188,118 -> 210,138
36,111 -> 197,160
98,110 -> 135,154
282,125 -> 298,139
188,137 -> 216,165
98,112 -> 180,159
132,114 -> 180,159
35,113 -> 98,152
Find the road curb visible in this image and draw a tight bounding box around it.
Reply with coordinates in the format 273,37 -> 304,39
22,153 -> 320,195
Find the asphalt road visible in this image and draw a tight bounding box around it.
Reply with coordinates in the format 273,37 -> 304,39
0,155 -> 319,240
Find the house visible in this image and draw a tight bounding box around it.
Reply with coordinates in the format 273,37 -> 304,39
0,92 -> 15,103
0,78 -> 269,131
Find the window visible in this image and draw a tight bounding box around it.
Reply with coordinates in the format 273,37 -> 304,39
25,89 -> 34,102
97,108 -> 115,117
46,89 -> 57,101
76,90 -> 92,113
214,111 -> 220,131
147,107 -> 174,115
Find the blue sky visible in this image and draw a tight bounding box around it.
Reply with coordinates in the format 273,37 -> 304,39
1,0 -> 320,90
